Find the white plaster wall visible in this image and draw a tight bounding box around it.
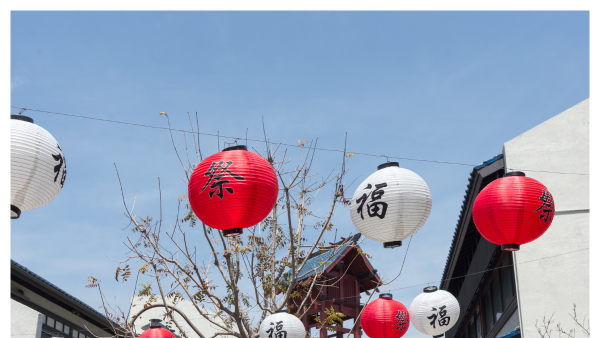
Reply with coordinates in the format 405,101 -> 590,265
131,296 -> 234,338
11,299 -> 43,338
503,99 -> 589,338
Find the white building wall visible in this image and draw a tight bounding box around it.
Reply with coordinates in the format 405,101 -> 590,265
11,299 -> 43,338
131,296 -> 234,338
502,99 -> 589,338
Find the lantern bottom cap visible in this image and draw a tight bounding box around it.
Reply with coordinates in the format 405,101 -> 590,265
383,241 -> 402,248
11,205 -> 21,219
501,244 -> 520,251
223,228 -> 243,237
433,335 -> 444,338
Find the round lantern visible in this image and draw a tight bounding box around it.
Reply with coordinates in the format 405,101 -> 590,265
472,172 -> 555,251
259,310 -> 306,338
139,319 -> 175,338
11,115 -> 67,219
350,162 -> 432,248
361,293 -> 410,338
408,286 -> 460,337
188,145 -> 278,236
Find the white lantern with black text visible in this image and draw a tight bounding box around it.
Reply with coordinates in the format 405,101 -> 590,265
11,115 -> 67,219
409,286 -> 460,337
259,310 -> 305,338
350,162 -> 432,248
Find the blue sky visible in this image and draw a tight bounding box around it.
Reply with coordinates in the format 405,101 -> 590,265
10,11 -> 589,338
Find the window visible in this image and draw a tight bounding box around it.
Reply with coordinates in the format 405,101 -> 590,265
500,256 -> 516,308
56,322 -> 64,332
474,313 -> 482,338
47,317 -> 55,328
79,332 -> 86,338
491,276 -> 503,322
73,330 -> 78,338
64,325 -> 70,334
483,291 -> 493,335
468,319 -> 476,338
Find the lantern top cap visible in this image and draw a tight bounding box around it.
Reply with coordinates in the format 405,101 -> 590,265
275,309 -> 288,314
423,286 -> 438,293
504,171 -> 526,177
377,162 -> 399,170
149,318 -> 163,328
11,115 -> 34,123
379,293 -> 393,299
223,145 -> 247,152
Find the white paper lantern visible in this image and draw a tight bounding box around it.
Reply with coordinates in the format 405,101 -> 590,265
259,310 -> 305,338
350,162 -> 432,248
11,115 -> 67,219
409,286 -> 460,337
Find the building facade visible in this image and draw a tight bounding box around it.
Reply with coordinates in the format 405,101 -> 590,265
439,99 -> 589,338
11,260 -> 116,338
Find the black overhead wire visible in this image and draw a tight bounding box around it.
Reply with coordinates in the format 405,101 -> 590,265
10,106 -> 588,176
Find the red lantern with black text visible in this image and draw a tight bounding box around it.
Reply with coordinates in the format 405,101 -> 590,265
139,319 -> 175,338
361,293 -> 410,338
472,171 -> 555,251
188,145 -> 278,236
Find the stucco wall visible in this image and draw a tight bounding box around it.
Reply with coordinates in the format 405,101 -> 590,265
503,99 -> 589,338
12,299 -> 43,338
131,296 -> 233,338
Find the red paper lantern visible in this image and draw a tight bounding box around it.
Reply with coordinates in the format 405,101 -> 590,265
472,172 -> 555,251
361,294 -> 410,338
139,320 -> 175,338
188,145 -> 278,236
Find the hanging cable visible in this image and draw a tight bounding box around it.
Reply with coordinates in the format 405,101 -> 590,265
10,106 -> 588,176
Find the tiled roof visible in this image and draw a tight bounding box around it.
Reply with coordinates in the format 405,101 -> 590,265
11,259 -> 116,326
296,246 -> 348,282
439,154 -> 504,287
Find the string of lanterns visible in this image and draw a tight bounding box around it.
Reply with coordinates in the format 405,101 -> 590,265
11,112 -> 557,337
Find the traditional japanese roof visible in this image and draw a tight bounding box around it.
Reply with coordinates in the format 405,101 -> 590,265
11,259 -> 118,331
294,233 -> 381,292
439,154 -> 504,290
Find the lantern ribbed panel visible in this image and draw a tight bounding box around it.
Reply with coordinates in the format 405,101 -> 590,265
361,297 -> 410,338
408,290 -> 460,335
259,312 -> 306,338
472,176 -> 554,246
139,328 -> 175,338
188,149 -> 278,231
350,166 -> 432,243
11,119 -> 66,218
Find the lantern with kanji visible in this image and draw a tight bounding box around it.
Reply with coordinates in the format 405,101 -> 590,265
188,145 -> 278,236
361,293 -> 410,338
11,115 -> 67,219
409,286 -> 460,337
472,172 -> 555,251
259,310 -> 306,338
139,319 -> 175,338
350,162 -> 432,248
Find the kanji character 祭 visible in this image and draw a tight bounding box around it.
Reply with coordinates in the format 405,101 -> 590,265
200,160 -> 245,199
533,189 -> 554,223
392,310 -> 409,331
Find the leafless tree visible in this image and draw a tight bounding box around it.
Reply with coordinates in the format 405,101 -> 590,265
87,113 -> 379,338
536,304 -> 589,338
